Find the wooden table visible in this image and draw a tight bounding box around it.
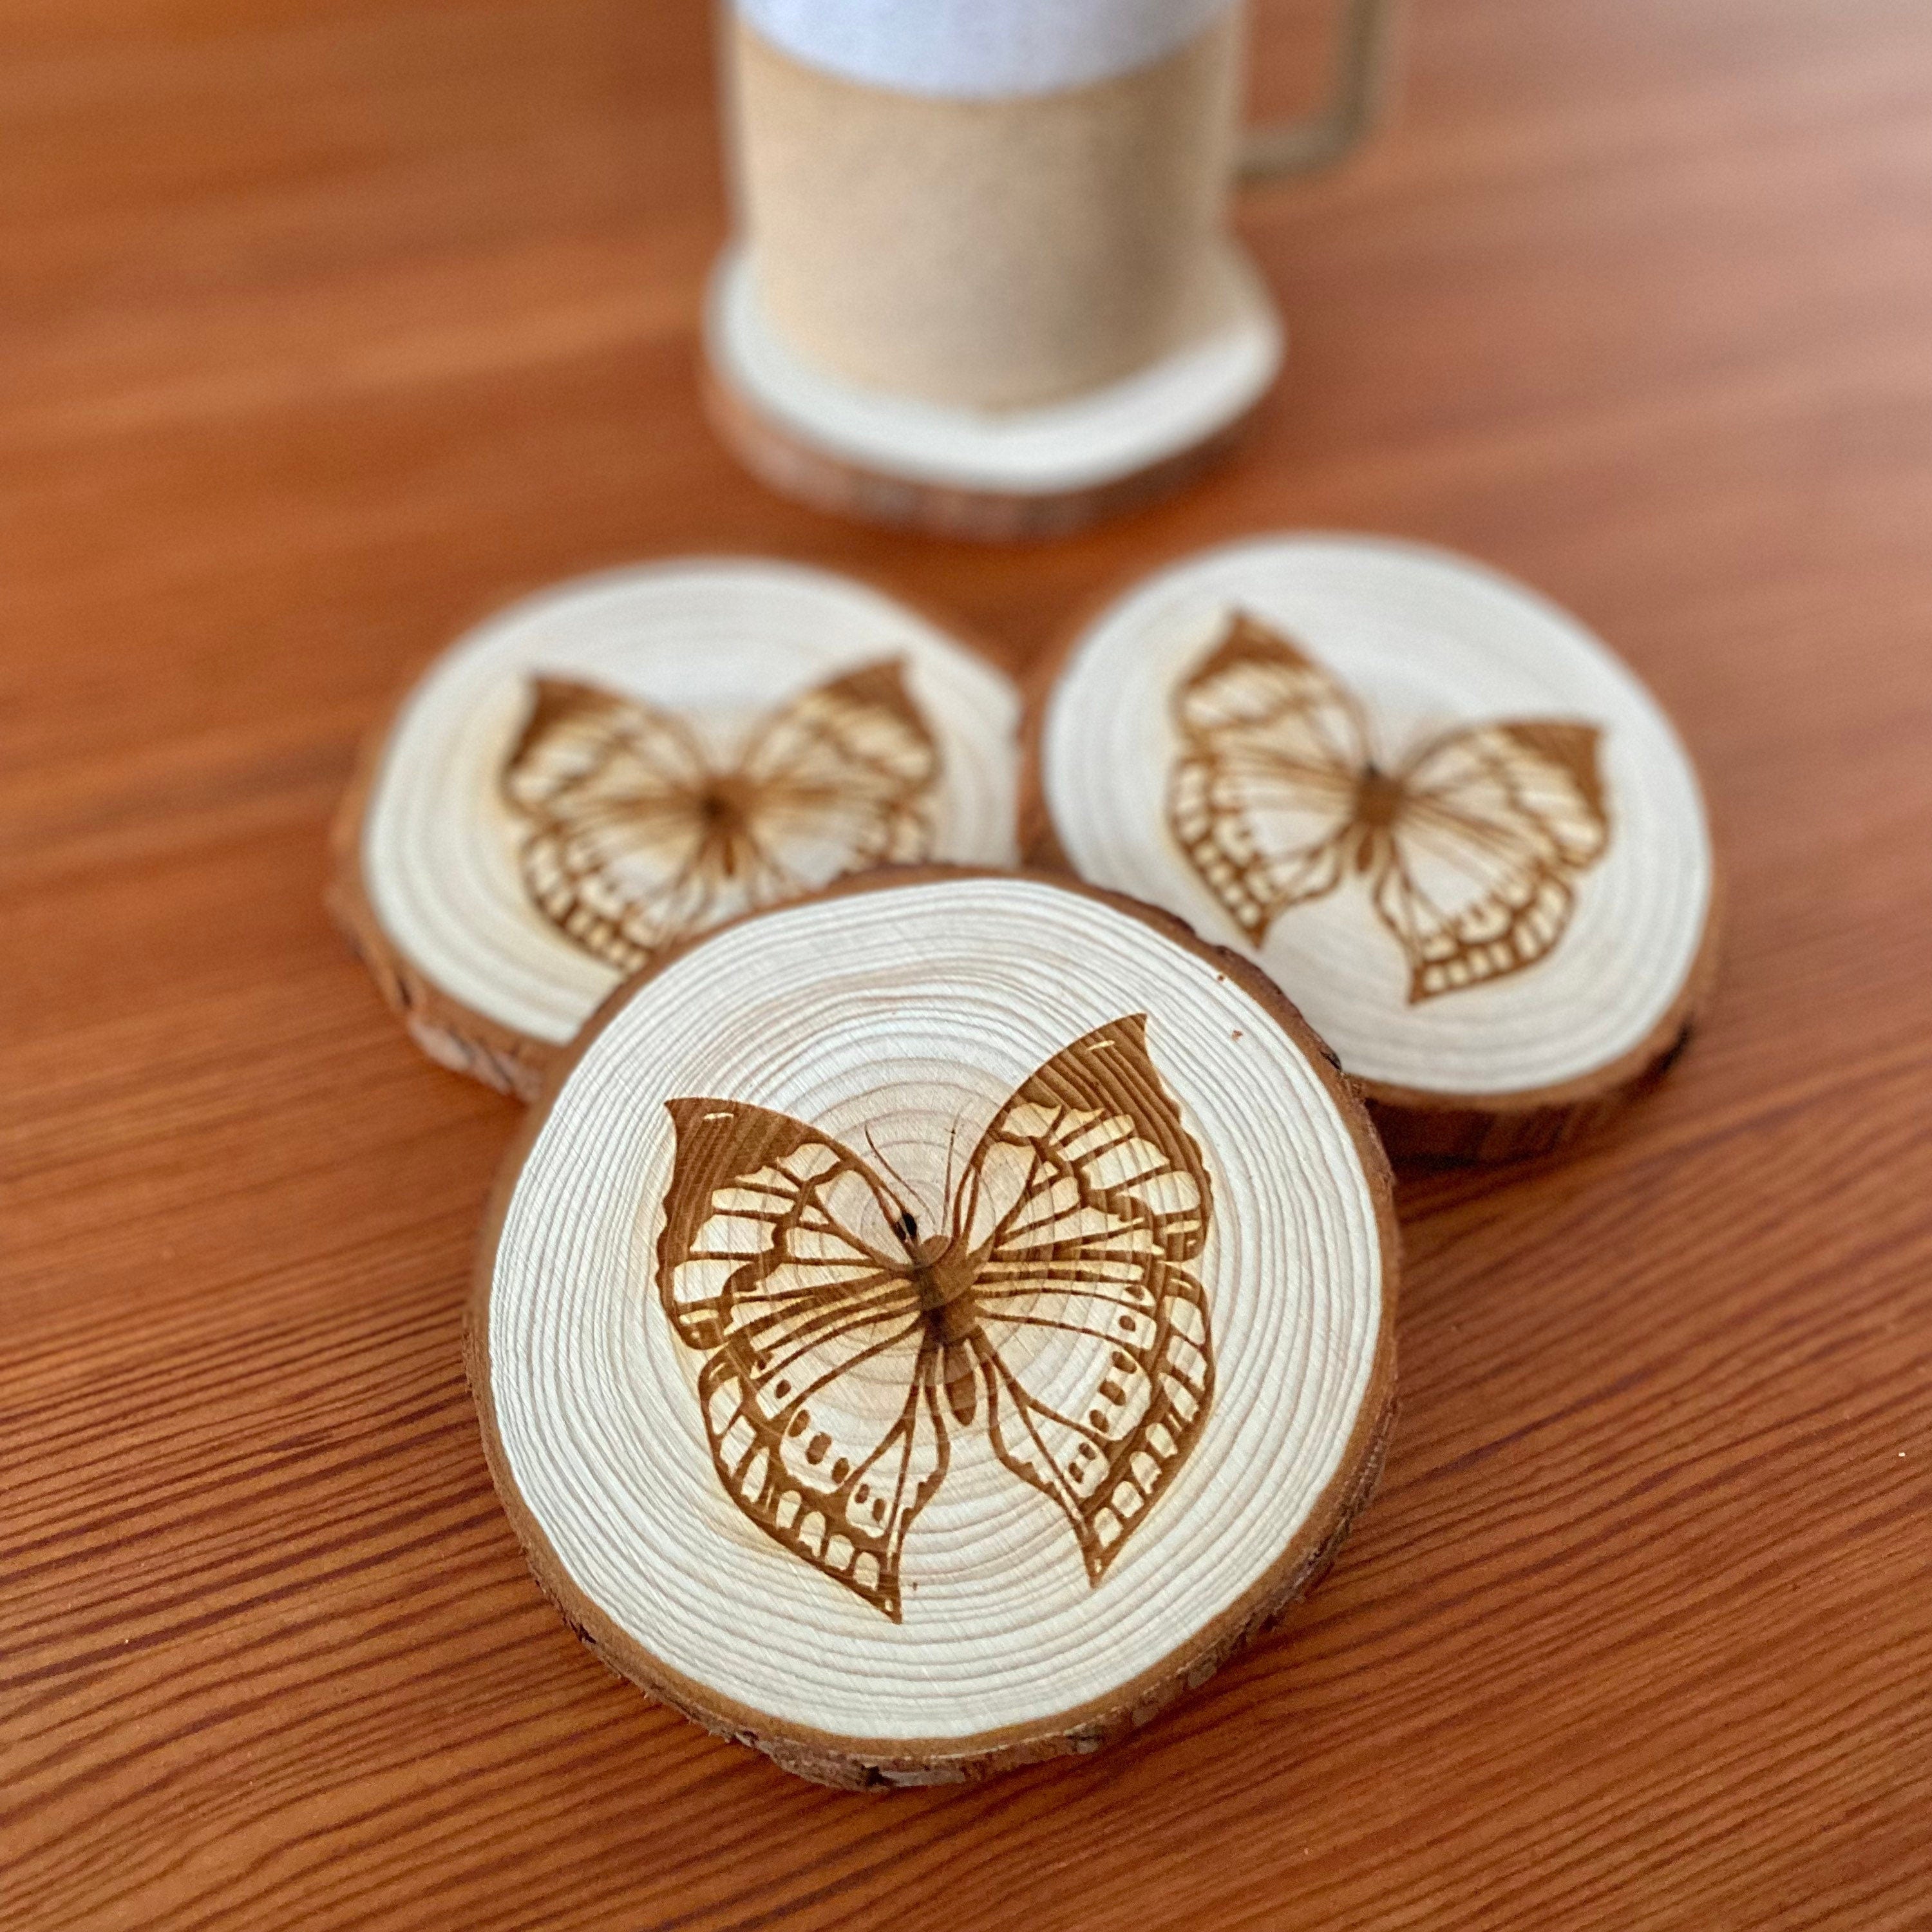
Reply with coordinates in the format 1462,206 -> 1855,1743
6,3 -> 1928,1925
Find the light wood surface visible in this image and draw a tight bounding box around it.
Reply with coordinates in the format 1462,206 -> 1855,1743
3,0 -> 1927,1926
332,558 -> 1021,1093
1028,536 -> 1719,1159
472,871 -> 1396,1786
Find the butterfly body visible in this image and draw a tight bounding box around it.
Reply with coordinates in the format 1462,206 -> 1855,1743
1169,613 -> 1613,1003
687,768 -> 758,877
1350,763 -> 1404,841
1341,762 -> 1413,889
655,1015 -> 1216,1621
895,1215 -> 988,1423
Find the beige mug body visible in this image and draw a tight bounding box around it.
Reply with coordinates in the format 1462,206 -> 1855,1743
724,1 -> 1396,413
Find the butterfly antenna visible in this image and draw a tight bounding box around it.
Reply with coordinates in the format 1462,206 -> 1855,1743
862,1123 -> 924,1231
942,1118 -> 964,1219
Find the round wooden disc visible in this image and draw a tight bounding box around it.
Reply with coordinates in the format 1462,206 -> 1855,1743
469,869 -> 1397,1787
1028,535 -> 1720,1160
702,243 -> 1283,542
330,559 -> 1023,1097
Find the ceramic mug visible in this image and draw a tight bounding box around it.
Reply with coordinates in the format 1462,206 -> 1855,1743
723,0 -> 1397,412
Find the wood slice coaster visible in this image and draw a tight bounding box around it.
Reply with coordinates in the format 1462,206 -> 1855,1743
703,243 -> 1283,542
1028,535 -> 1721,1161
330,560 -> 1022,1099
469,870 -> 1397,1787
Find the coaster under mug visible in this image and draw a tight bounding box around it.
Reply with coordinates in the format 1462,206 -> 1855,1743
708,0 -> 1399,539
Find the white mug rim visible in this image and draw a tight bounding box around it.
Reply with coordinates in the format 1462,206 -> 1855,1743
734,0 -> 1242,101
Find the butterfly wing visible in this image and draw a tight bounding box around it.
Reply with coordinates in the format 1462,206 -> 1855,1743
656,1099 -> 946,1622
952,1016 -> 1214,1585
735,659 -> 940,889
1168,612 -> 1370,945
501,677 -> 720,974
1377,720 -> 1611,1001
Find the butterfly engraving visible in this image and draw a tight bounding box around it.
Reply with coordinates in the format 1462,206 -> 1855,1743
654,1015 -> 1215,1622
1168,612 -> 1612,1002
502,660 -> 939,974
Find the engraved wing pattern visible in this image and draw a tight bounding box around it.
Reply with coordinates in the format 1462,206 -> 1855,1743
655,1099 -> 943,1622
952,1015 -> 1215,1584
1168,613 -> 1370,945
654,1016 -> 1215,1621
502,660 -> 939,975
1377,719 -> 1609,1001
1167,612 -> 1612,1001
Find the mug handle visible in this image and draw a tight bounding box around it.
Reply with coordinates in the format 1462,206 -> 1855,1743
1242,0 -> 1399,180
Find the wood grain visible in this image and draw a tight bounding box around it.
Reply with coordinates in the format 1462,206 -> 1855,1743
469,871 -> 1397,1786
330,559 -> 1021,1095
1025,545 -> 1721,1160
2,1 -> 1927,1926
